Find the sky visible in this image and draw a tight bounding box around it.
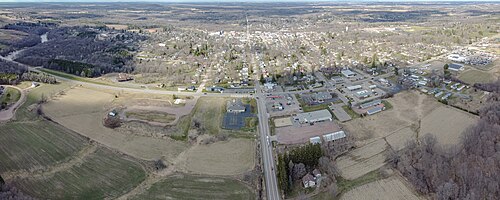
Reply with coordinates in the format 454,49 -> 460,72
0,0 -> 497,2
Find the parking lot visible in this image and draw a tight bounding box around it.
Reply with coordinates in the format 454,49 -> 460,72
265,94 -> 301,117
222,105 -> 255,130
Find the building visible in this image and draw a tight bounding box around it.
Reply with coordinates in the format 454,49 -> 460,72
346,85 -> 362,91
341,69 -> 356,78
295,109 -> 332,124
355,90 -> 372,99
116,73 -> 133,82
448,63 -> 464,71
323,131 -> 347,142
312,92 -> 332,103
359,99 -> 382,109
367,107 -> 383,115
227,99 -> 246,113
312,169 -> 322,178
309,136 -> 321,144
187,86 -> 196,91
208,86 -> 225,93
302,174 -> 316,188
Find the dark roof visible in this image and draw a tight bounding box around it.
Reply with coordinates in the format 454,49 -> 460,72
302,174 -> 315,182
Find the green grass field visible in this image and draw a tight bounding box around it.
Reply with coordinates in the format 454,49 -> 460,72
131,174 -> 255,200
0,87 -> 21,108
342,105 -> 360,119
38,68 -> 112,86
0,121 -> 88,173
15,82 -> 73,120
15,147 -> 146,199
192,97 -> 226,135
458,69 -> 495,84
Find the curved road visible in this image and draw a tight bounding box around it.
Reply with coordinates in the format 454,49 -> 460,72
0,85 -> 27,122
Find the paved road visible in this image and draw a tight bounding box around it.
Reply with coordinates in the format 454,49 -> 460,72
0,85 -> 26,122
255,82 -> 281,200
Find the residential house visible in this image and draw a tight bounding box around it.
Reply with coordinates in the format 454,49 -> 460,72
302,174 -> 316,188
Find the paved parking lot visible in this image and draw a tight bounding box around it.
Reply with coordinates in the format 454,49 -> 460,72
222,105 -> 255,130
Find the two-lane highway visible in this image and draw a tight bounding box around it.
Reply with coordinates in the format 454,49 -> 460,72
256,82 -> 281,200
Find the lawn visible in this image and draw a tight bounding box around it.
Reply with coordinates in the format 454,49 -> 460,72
341,105 -> 360,119
131,174 -> 255,200
458,69 -> 494,84
311,170 -> 383,200
192,97 -> 226,135
0,87 -> 21,108
15,147 -> 146,199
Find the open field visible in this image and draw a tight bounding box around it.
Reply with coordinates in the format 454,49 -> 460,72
458,69 -> 495,84
419,106 -> 478,146
42,86 -> 188,161
130,174 -> 255,200
125,110 -> 176,125
273,117 -> 292,127
385,126 -> 416,151
336,139 -> 388,180
192,97 -> 226,135
14,147 -> 146,199
0,121 -> 88,174
177,138 -> 256,175
340,175 -> 422,200
16,82 -> 74,120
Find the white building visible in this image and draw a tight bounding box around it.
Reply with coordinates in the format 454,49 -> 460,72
341,69 -> 357,78
295,109 -> 332,124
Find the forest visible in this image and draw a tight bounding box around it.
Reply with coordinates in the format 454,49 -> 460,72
391,80 -> 500,199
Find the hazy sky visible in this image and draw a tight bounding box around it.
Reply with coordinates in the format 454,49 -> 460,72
0,0 -> 495,2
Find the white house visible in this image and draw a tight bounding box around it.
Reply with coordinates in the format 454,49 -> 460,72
302,174 -> 316,188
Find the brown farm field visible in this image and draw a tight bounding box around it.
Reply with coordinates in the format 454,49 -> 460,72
42,86 -> 188,161
419,106 -> 478,146
340,175 -> 422,200
176,138 -> 256,175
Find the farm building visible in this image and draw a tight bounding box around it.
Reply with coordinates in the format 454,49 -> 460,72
227,99 -> 246,113
359,99 -> 382,109
323,131 -> 347,142
367,107 -> 384,115
448,63 -> 464,71
302,174 -> 316,188
347,85 -> 362,91
341,69 -> 357,78
295,109 -> 332,124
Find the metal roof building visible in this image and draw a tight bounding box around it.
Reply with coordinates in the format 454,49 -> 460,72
367,107 -> 383,115
323,131 -> 347,142
295,109 -> 332,124
359,99 -> 382,109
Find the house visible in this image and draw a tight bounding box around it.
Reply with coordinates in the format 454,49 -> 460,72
187,86 -> 196,91
174,99 -> 186,105
31,82 -> 40,87
367,107 -> 384,115
323,131 -> 347,142
355,90 -> 372,99
448,63 -> 464,71
302,174 -> 316,188
208,86 -> 225,93
341,69 -> 356,78
359,99 -> 381,109
177,87 -> 186,91
309,136 -> 321,144
312,169 -> 322,178
227,99 -> 246,113
295,109 -> 332,124
117,73 -> 133,82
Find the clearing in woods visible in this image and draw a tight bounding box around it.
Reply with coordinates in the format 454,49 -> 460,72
176,138 -> 256,175
42,86 -> 188,161
340,175 -> 422,200
130,174 -> 255,200
419,106 -> 478,146
13,147 -> 146,199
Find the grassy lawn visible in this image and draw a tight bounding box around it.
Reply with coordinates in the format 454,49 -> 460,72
192,97 -> 226,135
16,82 -> 73,120
0,87 -> 21,108
381,100 -> 393,110
15,148 -> 146,200
126,110 -> 176,124
341,105 -> 360,119
39,68 -> 113,86
303,103 -> 330,112
131,174 -> 255,200
241,117 -> 258,132
312,170 -> 383,200
458,69 -> 494,84
241,98 -> 257,113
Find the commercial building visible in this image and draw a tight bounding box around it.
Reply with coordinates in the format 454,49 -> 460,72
448,63 -> 464,71
346,85 -> 362,91
341,69 -> 357,78
359,99 -> 382,109
295,109 -> 332,124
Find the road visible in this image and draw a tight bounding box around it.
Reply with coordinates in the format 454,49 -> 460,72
255,82 -> 281,200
